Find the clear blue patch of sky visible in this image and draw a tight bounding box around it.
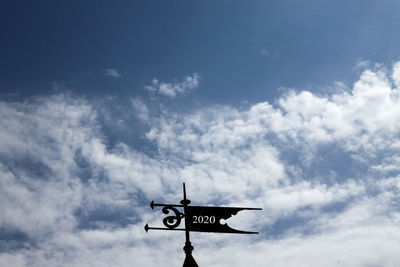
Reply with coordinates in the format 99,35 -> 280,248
0,228 -> 33,252
1,0 -> 400,106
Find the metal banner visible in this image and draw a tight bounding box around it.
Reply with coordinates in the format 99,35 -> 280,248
185,206 -> 260,234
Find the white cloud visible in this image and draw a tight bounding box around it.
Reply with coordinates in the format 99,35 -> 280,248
392,61 -> 400,88
105,68 -> 122,78
0,95 -> 94,238
354,59 -> 371,70
145,73 -> 200,97
1,62 -> 400,266
131,98 -> 149,121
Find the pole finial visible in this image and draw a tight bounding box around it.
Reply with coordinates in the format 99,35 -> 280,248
180,182 -> 191,205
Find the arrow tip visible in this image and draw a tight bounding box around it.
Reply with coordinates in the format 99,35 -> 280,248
144,223 -> 149,233
150,200 -> 154,209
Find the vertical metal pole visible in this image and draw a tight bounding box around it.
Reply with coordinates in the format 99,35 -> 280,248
183,183 -> 190,243
181,183 -> 198,267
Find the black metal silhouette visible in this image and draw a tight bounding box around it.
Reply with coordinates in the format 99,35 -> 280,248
145,183 -> 261,266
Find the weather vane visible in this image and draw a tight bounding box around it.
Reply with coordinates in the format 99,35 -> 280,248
145,183 -> 262,267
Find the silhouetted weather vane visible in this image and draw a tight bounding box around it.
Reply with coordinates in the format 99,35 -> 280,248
145,183 -> 262,267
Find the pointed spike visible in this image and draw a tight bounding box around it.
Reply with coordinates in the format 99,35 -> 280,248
180,182 -> 191,205
144,223 -> 149,233
150,200 -> 154,209
183,183 -> 186,200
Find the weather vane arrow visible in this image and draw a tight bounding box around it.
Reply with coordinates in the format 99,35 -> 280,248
145,182 -> 262,267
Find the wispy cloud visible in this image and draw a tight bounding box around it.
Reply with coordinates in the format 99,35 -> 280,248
105,68 -> 122,78
1,63 -> 400,266
354,59 -> 371,70
145,73 -> 200,98
131,98 -> 149,121
260,48 -> 271,56
50,81 -> 66,91
260,48 -> 278,58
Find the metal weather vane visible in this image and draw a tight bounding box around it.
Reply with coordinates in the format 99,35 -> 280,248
145,183 -> 262,267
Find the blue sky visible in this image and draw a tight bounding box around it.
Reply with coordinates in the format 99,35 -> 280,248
1,1 -> 400,266
3,0 -> 400,103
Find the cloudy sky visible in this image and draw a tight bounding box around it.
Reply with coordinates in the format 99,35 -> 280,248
1,1 -> 400,266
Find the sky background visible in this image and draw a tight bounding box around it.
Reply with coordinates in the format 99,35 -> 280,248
1,1 -> 400,266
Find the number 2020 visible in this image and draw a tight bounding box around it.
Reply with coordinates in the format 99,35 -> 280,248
193,215 -> 216,224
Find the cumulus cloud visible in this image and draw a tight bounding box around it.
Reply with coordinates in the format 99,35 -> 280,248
145,73 -> 200,98
392,61 -> 400,88
105,68 -> 122,78
1,63 -> 400,266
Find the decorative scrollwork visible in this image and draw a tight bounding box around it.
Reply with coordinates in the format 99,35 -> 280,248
162,206 -> 184,229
